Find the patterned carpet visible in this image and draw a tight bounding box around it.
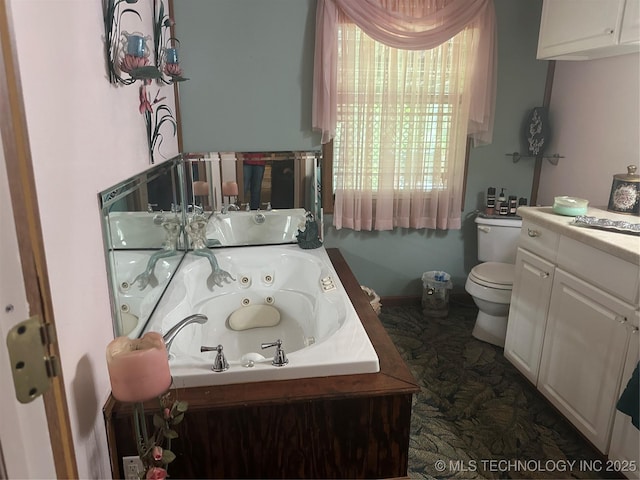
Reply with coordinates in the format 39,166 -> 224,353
378,303 -> 620,480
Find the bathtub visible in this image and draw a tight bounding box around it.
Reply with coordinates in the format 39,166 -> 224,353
144,245 -> 380,387
206,208 -> 307,246
108,211 -> 168,249
110,250 -> 183,338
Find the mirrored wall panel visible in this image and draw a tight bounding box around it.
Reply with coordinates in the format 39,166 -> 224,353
184,151 -> 322,247
99,151 -> 322,339
99,157 -> 186,338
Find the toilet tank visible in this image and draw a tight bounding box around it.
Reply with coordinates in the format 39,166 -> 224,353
476,216 -> 523,263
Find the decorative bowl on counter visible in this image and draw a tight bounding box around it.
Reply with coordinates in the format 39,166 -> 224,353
552,196 -> 589,216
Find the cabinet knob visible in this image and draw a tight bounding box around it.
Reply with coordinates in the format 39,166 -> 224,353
527,228 -> 540,237
540,272 -> 550,279
632,327 -> 639,334
617,316 -> 628,324
605,28 -> 614,35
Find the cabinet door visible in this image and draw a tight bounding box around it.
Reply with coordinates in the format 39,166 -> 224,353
537,0 -> 625,59
609,321 -> 639,480
620,0 -> 640,44
504,248 -> 555,384
538,269 -> 633,453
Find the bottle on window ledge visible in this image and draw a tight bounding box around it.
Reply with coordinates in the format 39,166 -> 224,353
497,188 -> 508,215
486,187 -> 496,215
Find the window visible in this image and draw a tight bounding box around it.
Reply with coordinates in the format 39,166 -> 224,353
313,0 -> 496,230
331,17 -> 475,230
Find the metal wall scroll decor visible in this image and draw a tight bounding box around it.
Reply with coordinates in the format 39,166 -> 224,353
523,106 -> 550,157
505,106 -> 563,166
102,0 -> 188,163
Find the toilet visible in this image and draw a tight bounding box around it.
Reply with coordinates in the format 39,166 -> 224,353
465,215 -> 522,347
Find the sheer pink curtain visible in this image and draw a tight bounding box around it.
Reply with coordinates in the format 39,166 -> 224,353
313,0 -> 497,231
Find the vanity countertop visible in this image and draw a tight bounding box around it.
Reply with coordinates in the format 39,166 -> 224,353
518,206 -> 640,265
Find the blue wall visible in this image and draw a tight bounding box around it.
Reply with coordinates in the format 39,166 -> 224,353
175,0 -> 320,151
174,0 -> 548,296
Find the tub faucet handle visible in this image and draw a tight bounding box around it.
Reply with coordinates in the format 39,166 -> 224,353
261,339 -> 288,367
201,344 -> 229,372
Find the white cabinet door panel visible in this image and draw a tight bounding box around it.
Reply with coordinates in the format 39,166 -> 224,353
538,0 -> 624,58
621,0 -> 640,44
609,323 -> 640,479
538,269 -> 633,453
505,248 -> 555,384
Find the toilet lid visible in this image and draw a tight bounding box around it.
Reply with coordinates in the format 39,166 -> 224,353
470,262 -> 514,288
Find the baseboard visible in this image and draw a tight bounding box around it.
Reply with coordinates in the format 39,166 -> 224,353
380,292 -> 475,308
380,296 -> 420,307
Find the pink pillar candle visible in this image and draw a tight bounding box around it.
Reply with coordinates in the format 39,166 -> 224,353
106,332 -> 171,402
193,181 -> 209,196
222,181 -> 239,196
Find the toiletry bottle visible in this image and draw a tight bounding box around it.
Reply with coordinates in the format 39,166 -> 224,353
486,187 -> 496,215
508,195 -> 517,215
498,188 -> 508,215
516,197 -> 527,215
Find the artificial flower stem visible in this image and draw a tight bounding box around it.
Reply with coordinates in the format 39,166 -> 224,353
133,402 -> 150,460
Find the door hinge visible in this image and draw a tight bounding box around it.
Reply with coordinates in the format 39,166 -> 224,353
6,315 -> 59,403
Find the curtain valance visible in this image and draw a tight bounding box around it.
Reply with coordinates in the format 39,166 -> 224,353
312,0 -> 497,145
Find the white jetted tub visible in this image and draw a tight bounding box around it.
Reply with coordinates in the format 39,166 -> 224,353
108,211 -> 169,249
144,245 -> 380,387
110,250 -> 182,337
206,208 -> 307,246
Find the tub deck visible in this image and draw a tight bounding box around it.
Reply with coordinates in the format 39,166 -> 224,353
103,248 -> 419,479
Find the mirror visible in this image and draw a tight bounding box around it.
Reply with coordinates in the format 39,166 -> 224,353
99,156 -> 186,338
183,151 -> 322,247
99,151 -> 322,338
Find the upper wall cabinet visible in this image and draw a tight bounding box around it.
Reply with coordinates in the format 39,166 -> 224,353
537,0 -> 640,60
620,0 -> 640,44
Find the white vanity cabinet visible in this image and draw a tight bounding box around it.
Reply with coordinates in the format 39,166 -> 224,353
537,0 -> 640,60
609,324 -> 640,479
505,207 -> 640,461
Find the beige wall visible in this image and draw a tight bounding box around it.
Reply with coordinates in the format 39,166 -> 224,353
9,1 -> 178,477
538,53 -> 640,207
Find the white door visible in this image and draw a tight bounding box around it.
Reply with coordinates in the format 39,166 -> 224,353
0,1 -> 77,476
0,136 -> 56,479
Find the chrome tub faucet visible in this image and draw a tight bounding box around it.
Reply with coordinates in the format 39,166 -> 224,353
163,313 -> 208,355
221,203 -> 240,214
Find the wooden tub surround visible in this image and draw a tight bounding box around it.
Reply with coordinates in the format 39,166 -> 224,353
103,248 -> 419,479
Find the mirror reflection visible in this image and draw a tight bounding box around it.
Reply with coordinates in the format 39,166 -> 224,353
99,157 -> 185,338
183,151 -> 322,247
99,151 -> 322,338
184,151 -> 321,211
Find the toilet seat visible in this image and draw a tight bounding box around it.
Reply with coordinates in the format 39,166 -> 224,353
468,262 -> 514,290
